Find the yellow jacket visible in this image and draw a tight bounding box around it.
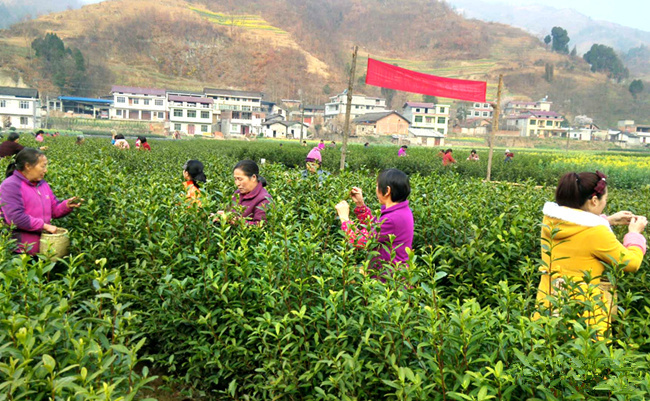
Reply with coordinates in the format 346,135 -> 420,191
535,202 -> 646,335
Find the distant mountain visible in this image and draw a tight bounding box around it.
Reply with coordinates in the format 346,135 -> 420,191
0,0 -> 83,28
0,0 -> 648,126
447,0 -> 650,55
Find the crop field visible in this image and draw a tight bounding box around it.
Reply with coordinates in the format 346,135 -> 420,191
189,7 -> 288,34
2,137 -> 650,400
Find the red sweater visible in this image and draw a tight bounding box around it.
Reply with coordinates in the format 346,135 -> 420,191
443,152 -> 456,166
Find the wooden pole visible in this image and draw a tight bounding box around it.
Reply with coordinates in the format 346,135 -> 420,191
486,74 -> 503,182
565,128 -> 570,153
299,89 -> 304,142
340,45 -> 358,171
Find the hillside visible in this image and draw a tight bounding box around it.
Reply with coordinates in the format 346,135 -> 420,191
0,0 -> 648,127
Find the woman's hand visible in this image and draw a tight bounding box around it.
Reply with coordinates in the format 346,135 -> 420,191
43,223 -> 58,234
349,187 -> 365,207
66,197 -> 84,208
335,201 -> 350,222
211,210 -> 226,222
628,215 -> 648,234
608,211 -> 634,226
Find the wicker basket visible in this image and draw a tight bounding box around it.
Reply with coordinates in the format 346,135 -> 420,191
599,279 -> 617,319
40,227 -> 70,260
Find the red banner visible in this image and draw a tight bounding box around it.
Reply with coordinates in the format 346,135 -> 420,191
365,58 -> 487,102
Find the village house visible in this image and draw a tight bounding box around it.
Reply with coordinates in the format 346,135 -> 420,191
407,128 -> 445,147
264,113 -> 285,125
261,101 -> 286,119
401,101 -> 450,135
50,96 -> 113,119
505,110 -> 566,137
351,111 -> 409,137
636,124 -> 650,144
568,128 -> 594,141
503,98 -> 552,116
609,130 -> 641,146
110,85 -> 167,121
467,102 -> 494,119
262,120 -> 309,139
454,117 -> 491,136
615,120 -> 650,144
0,86 -> 41,130
617,120 -> 636,132
167,90 -> 214,136
288,105 -> 325,127
204,88 -> 263,136
324,91 -> 386,124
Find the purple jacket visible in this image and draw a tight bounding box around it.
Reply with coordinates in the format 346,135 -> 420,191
233,182 -> 272,225
342,200 -> 414,268
0,171 -> 72,254
372,201 -> 414,265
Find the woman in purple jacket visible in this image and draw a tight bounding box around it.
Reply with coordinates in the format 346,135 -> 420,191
0,148 -> 83,254
335,169 -> 414,279
216,160 -> 272,225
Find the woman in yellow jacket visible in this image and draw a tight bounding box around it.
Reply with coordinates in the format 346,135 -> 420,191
536,171 -> 647,336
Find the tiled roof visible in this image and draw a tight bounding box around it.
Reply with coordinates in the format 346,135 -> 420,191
408,128 -> 445,137
168,95 -> 213,104
204,88 -> 263,98
263,120 -> 306,127
58,96 -> 113,104
111,85 -> 166,96
404,102 -> 436,108
0,86 -> 38,98
509,110 -> 563,120
507,101 -> 537,106
352,111 -> 409,124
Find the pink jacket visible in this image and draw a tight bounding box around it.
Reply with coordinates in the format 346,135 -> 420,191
306,147 -> 322,163
341,201 -> 414,280
0,171 -> 72,254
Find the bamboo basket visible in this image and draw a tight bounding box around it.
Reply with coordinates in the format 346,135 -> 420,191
40,227 -> 70,260
599,279 -> 617,320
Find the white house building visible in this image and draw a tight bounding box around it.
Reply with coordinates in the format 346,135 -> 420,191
262,120 -> 309,138
0,87 -> 41,130
568,128 -> 594,141
324,91 -> 386,122
467,102 -> 493,119
505,110 -> 566,137
402,101 -> 450,136
110,85 -> 167,121
204,88 -> 263,136
167,91 -> 214,136
503,98 -> 552,116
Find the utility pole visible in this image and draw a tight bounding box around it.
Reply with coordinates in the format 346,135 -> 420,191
299,89 -> 305,142
486,74 -> 503,182
340,45 -> 358,171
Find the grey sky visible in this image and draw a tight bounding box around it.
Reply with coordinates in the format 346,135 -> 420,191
474,0 -> 649,32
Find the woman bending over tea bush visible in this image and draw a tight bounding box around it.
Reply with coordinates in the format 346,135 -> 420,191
535,171 -> 647,336
0,148 -> 83,255
183,160 -> 206,207
335,168 -> 414,279
217,160 -> 272,225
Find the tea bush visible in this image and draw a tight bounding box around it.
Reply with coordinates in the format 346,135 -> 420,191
3,137 -> 650,400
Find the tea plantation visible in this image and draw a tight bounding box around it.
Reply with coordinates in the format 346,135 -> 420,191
2,137 -> 650,400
